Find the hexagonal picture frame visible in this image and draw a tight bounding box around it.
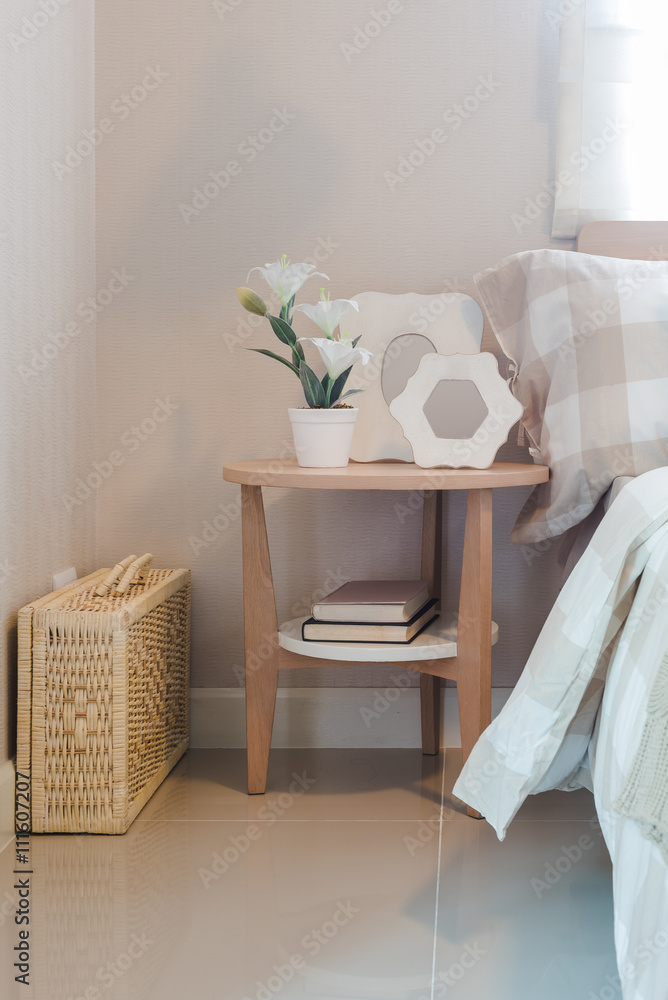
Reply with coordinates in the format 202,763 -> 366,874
389,352 -> 524,469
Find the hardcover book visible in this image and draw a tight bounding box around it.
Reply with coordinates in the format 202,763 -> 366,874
302,598 -> 439,643
312,579 -> 430,623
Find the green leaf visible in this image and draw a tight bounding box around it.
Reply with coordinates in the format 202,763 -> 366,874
327,365 -> 353,406
268,314 -> 296,345
268,314 -> 304,364
351,336 -> 362,348
299,362 -> 326,408
336,388 -> 363,403
247,348 -> 300,377
321,372 -> 332,405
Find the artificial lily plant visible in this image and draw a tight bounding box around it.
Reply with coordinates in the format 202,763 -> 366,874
236,256 -> 373,408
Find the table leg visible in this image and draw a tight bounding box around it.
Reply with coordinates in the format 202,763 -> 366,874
420,674 -> 440,755
419,490 -> 442,755
241,484 -> 279,794
456,489 -> 493,817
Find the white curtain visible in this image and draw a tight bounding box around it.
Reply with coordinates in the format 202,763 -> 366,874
552,0 -> 668,240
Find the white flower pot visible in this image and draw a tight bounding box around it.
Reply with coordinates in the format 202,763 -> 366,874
288,407 -> 359,468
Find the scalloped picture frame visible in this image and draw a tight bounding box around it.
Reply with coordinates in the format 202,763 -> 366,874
389,352 -> 524,469
344,291 -> 484,462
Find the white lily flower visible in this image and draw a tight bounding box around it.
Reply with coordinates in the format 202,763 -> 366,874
298,335 -> 374,381
295,296 -> 360,338
247,256 -> 328,307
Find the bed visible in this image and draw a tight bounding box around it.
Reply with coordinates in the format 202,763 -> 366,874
453,222 -> 668,1000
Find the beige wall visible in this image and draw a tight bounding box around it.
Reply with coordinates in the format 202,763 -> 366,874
93,0 -> 567,692
0,4 -> 97,766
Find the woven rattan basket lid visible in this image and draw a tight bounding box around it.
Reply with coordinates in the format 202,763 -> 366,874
32,568 -> 190,630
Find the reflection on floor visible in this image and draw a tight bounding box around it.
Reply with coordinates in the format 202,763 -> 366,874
0,748 -> 617,1000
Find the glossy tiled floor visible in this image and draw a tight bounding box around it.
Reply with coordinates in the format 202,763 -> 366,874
0,749 -> 617,1000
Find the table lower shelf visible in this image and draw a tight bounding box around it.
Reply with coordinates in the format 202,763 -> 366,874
278,614 -> 499,663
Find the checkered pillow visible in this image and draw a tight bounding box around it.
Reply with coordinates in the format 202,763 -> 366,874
474,249 -> 668,543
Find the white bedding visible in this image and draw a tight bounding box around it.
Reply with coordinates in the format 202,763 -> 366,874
453,468 -> 668,1000
590,556 -> 668,1000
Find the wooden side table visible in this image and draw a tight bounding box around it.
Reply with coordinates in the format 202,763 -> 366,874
223,460 -> 549,803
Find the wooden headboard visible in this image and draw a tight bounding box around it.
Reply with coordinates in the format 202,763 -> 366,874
577,221 -> 668,260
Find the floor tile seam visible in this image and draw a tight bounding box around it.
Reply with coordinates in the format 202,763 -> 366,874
429,755 -> 449,1000
131,814 -> 595,824
131,816 -> 470,824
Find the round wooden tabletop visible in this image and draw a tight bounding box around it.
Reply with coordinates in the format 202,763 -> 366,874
223,459 -> 549,491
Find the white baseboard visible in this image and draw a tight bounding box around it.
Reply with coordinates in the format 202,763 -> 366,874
190,686 -> 512,749
0,759 -> 15,855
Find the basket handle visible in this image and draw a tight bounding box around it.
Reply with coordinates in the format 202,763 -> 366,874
114,553 -> 154,595
94,555 -> 137,597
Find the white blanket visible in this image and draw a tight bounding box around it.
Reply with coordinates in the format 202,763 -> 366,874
453,467 -> 668,1000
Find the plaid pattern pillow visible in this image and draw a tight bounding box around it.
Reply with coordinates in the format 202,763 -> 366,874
474,249 -> 668,543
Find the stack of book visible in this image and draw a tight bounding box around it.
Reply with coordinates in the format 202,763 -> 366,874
302,580 -> 439,643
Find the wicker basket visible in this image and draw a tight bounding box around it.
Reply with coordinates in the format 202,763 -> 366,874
17,558 -> 190,834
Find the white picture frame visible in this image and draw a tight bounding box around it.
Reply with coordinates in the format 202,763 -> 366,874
344,291 -> 484,462
389,352 -> 524,469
